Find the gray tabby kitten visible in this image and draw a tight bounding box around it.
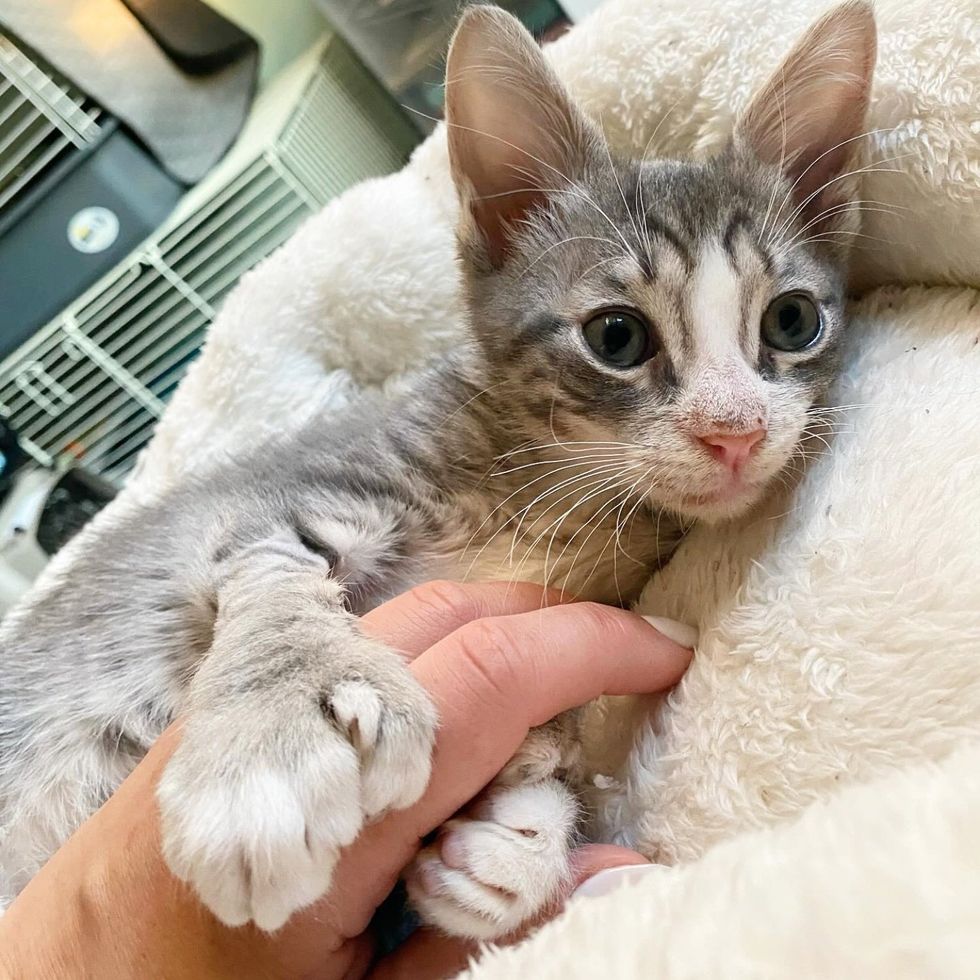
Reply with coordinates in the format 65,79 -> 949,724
0,2 -> 875,941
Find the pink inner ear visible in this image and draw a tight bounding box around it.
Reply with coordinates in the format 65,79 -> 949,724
471,187 -> 549,267
734,2 -> 876,233
451,87 -> 557,265
448,83 -> 585,266
444,7 -> 594,268
781,92 -> 871,229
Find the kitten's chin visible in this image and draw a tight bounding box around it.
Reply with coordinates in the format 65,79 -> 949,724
663,480 -> 769,524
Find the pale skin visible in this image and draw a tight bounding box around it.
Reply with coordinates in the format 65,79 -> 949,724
0,582 -> 691,979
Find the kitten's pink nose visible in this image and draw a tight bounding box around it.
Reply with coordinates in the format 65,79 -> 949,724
696,428 -> 766,473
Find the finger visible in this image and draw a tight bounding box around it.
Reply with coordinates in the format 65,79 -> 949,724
328,604 -> 692,937
528,846 -> 652,932
416,599 -> 693,733
568,860 -> 666,901
368,929 -> 479,980
567,844 -> 651,891
360,580 -> 568,658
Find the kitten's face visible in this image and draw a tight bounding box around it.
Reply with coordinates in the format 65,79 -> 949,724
446,3 -> 875,522
465,153 -> 845,522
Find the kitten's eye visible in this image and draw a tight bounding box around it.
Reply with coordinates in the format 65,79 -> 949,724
583,311 -> 653,367
761,293 -> 822,352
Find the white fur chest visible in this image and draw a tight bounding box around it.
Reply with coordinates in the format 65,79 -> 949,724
445,496 -> 672,608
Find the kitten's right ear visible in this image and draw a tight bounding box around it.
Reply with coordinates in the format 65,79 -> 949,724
445,6 -> 597,268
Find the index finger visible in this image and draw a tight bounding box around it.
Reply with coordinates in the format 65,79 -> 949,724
360,580 -> 569,657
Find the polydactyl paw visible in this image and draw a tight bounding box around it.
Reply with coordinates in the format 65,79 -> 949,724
158,641 -> 437,931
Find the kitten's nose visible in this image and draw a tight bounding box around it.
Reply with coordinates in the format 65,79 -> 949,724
696,428 -> 766,473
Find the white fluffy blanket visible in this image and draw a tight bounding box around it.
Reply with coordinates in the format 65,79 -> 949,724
34,0 -> 980,974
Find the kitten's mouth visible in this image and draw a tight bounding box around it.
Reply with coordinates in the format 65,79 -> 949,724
677,489 -> 728,506
671,476 -> 766,517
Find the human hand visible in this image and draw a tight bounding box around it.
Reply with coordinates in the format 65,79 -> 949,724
0,581 -> 693,979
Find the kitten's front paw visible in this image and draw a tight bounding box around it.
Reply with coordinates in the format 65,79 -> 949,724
406,779 -> 577,940
158,649 -> 437,931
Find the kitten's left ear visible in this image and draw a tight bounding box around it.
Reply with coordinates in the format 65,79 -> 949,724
734,0 -> 877,235
444,6 -> 600,268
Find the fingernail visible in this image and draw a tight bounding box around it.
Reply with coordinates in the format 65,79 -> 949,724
641,616 -> 699,649
572,864 -> 662,899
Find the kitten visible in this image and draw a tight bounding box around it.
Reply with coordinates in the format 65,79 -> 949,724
0,2 -> 875,941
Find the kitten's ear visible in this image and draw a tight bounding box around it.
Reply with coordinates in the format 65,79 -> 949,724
445,6 -> 598,268
734,0 -> 876,233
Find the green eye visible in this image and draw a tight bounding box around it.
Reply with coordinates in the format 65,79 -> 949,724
761,293 -> 822,352
583,311 -> 653,367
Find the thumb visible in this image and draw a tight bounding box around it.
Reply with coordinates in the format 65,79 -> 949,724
528,845 -> 655,933
567,844 -> 662,899
568,843 -> 652,890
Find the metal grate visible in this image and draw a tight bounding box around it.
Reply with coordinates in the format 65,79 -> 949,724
277,36 -> 416,205
0,34 -> 103,212
157,158 -> 310,309
0,36 -> 417,484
